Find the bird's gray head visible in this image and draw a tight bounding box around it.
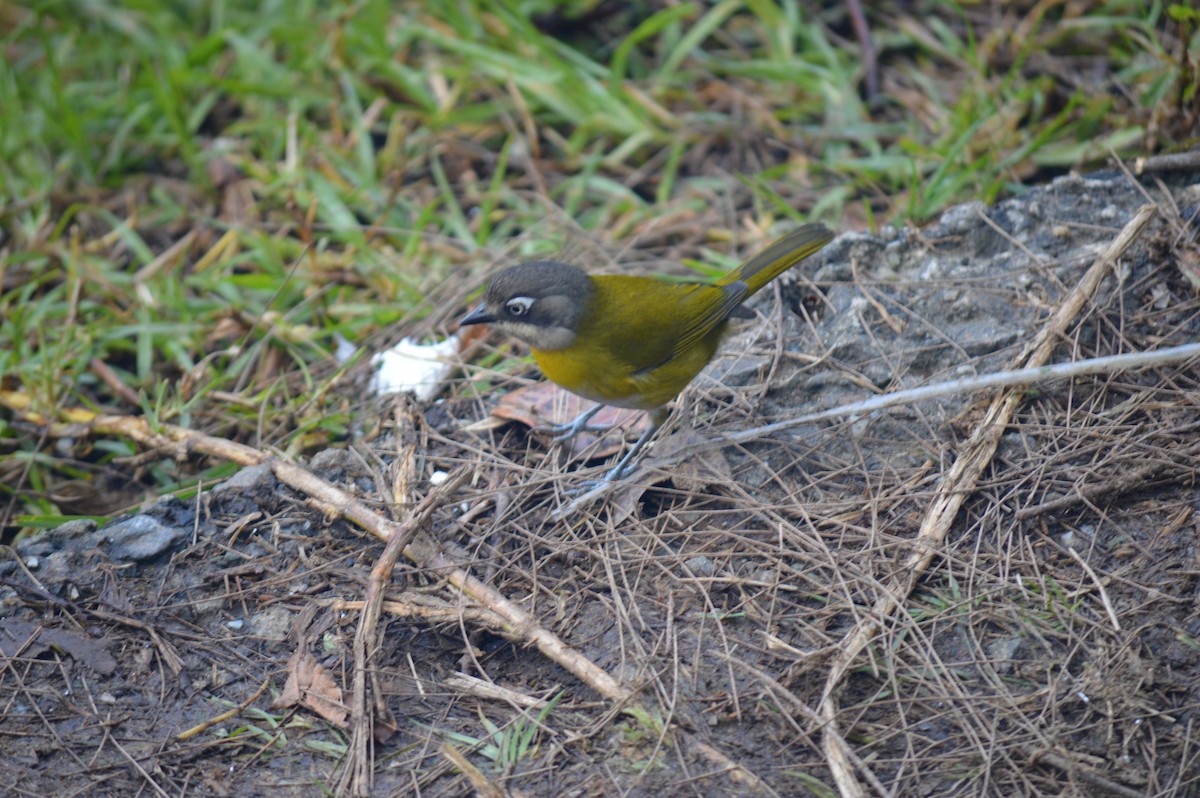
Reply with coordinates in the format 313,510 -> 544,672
459,261 -> 595,351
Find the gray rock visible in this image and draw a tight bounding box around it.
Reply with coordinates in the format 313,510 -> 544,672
249,606 -> 295,641
211,463 -> 275,494
987,637 -> 1022,674
105,515 -> 186,562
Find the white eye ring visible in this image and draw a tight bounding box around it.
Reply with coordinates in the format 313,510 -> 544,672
506,297 -> 534,317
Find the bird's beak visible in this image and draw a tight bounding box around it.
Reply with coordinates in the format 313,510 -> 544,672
459,304 -> 494,326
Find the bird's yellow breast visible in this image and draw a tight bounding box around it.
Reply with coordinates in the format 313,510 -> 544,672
530,276 -> 729,410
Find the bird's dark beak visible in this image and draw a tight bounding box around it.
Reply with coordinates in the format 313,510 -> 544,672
460,304 -> 494,326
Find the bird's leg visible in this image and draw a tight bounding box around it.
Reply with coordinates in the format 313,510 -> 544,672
601,406 -> 669,482
601,422 -> 657,482
541,403 -> 609,443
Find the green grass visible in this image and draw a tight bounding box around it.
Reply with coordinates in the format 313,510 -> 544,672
0,0 -> 1194,532
422,692 -> 563,773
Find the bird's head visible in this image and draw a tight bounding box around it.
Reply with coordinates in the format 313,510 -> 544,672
460,261 -> 595,351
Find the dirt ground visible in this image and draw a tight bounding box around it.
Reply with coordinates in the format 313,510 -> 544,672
3,171 -> 1200,797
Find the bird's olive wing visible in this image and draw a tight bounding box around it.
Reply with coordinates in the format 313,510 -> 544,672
666,280 -> 749,364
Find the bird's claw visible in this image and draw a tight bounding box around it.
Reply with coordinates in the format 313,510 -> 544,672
544,421 -> 612,443
564,479 -> 604,497
563,466 -> 630,496
538,404 -> 609,443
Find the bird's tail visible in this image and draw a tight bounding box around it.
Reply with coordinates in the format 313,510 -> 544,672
717,222 -> 834,295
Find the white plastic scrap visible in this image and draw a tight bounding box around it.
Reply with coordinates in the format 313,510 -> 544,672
370,336 -> 462,401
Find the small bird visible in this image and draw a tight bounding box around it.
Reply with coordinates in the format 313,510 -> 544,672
460,222 -> 834,481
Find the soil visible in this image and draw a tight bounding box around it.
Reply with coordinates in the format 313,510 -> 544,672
3,172 -> 1200,797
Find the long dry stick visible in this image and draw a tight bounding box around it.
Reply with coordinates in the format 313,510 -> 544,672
0,395 -> 633,708
815,203 -> 1159,798
556,341 -> 1200,516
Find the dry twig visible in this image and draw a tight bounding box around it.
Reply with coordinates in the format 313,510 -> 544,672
339,467 -> 470,797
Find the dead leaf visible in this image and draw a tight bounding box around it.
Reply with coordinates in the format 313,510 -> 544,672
0,618 -> 118,675
492,383 -> 649,458
607,481 -> 650,527
372,702 -> 399,743
221,180 -> 259,226
1177,245 -> 1200,292
646,427 -> 733,492
272,649 -> 349,728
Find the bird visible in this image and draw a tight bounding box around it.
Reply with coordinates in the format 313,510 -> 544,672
460,222 -> 834,482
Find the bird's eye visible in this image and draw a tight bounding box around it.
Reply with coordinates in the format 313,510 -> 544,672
506,297 -> 534,317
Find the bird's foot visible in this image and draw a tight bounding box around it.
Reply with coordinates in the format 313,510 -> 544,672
540,418 -> 613,443
560,440 -> 642,499
538,404 -> 609,443
563,465 -> 630,496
